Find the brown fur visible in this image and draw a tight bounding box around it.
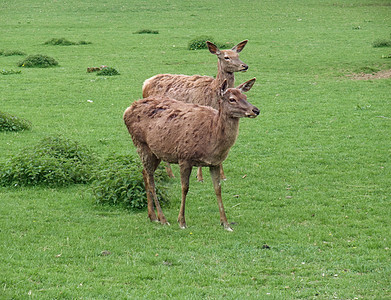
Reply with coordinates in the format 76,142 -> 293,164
124,78 -> 259,231
142,40 -> 249,181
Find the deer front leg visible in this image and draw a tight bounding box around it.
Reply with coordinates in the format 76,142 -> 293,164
210,165 -> 233,231
178,162 -> 192,229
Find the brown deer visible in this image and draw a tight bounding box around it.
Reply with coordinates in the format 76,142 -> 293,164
142,40 -> 249,181
124,78 -> 259,231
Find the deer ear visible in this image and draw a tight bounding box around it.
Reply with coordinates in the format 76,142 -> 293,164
236,78 -> 256,92
232,40 -> 248,53
220,79 -> 228,95
207,41 -> 220,55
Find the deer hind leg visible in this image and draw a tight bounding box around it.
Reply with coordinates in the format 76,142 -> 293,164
138,145 -> 169,225
198,164 -> 226,182
196,167 -> 204,182
165,162 -> 175,178
177,162 -> 193,229
220,164 -> 226,181
142,169 -> 158,222
210,165 -> 233,231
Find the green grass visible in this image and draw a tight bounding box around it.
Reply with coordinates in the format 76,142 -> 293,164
1,0 -> 390,298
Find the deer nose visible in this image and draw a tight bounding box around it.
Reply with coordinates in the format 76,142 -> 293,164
242,64 -> 249,71
253,107 -> 260,115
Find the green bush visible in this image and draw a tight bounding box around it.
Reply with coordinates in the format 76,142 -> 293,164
44,38 -> 92,45
0,136 -> 96,187
0,49 -> 26,56
96,67 -> 120,76
1,69 -> 22,75
188,36 -> 233,50
372,38 -> 391,48
0,111 -> 31,131
18,54 -> 59,68
90,154 -> 169,210
133,29 -> 159,34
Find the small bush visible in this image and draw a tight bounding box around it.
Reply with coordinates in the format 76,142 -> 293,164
134,29 -> 159,34
1,69 -> 22,75
90,154 -> 169,210
96,67 -> 120,76
188,36 -> 233,50
0,111 -> 31,132
78,40 -> 92,45
0,136 -> 96,187
372,38 -> 391,48
18,54 -> 58,68
0,49 -> 26,56
44,38 -> 92,46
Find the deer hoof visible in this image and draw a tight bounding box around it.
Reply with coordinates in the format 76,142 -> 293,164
222,223 -> 234,232
160,220 -> 170,226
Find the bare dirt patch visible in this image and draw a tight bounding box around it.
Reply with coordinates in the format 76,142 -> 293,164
347,69 -> 391,80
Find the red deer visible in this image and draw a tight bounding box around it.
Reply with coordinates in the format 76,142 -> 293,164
124,78 -> 259,231
142,40 -> 249,181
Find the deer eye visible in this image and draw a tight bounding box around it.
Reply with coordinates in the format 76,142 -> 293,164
229,98 -> 236,103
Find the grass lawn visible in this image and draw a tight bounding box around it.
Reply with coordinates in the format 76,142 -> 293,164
1,0 -> 390,298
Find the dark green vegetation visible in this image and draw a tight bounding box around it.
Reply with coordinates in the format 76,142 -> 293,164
90,154 -> 169,209
1,0 -> 390,299
0,49 -> 26,56
187,36 -> 233,50
17,54 -> 59,68
0,111 -> 31,132
0,136 -> 95,187
44,37 -> 92,46
96,66 -> 120,76
133,29 -> 160,34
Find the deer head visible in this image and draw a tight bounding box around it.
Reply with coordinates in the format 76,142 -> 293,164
207,40 -> 249,73
219,78 -> 259,118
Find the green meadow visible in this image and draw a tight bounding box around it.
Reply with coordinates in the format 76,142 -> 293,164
1,0 -> 391,298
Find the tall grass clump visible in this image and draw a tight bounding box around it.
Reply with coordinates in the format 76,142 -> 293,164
372,34 -> 391,47
96,67 -> 120,76
0,111 -> 31,132
90,154 -> 169,210
0,136 -> 96,187
188,36 -> 233,50
133,29 -> 159,34
1,69 -> 22,75
0,49 -> 26,56
17,54 -> 58,68
44,38 -> 92,45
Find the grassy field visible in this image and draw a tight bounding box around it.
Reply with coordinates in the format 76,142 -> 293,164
1,0 -> 391,298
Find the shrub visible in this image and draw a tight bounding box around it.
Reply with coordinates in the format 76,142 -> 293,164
0,136 -> 96,187
1,69 -> 22,75
44,38 -> 92,46
0,50 -> 26,56
18,54 -> 58,68
0,111 -> 31,131
96,67 -> 120,76
44,37 -> 76,45
134,29 -> 159,34
188,36 -> 233,50
90,154 -> 169,210
372,38 -> 391,48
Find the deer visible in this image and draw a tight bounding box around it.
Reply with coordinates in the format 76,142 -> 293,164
124,78 -> 259,231
142,40 -> 249,182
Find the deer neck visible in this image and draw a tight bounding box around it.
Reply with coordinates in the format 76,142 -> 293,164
214,62 -> 235,88
210,106 -> 240,162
